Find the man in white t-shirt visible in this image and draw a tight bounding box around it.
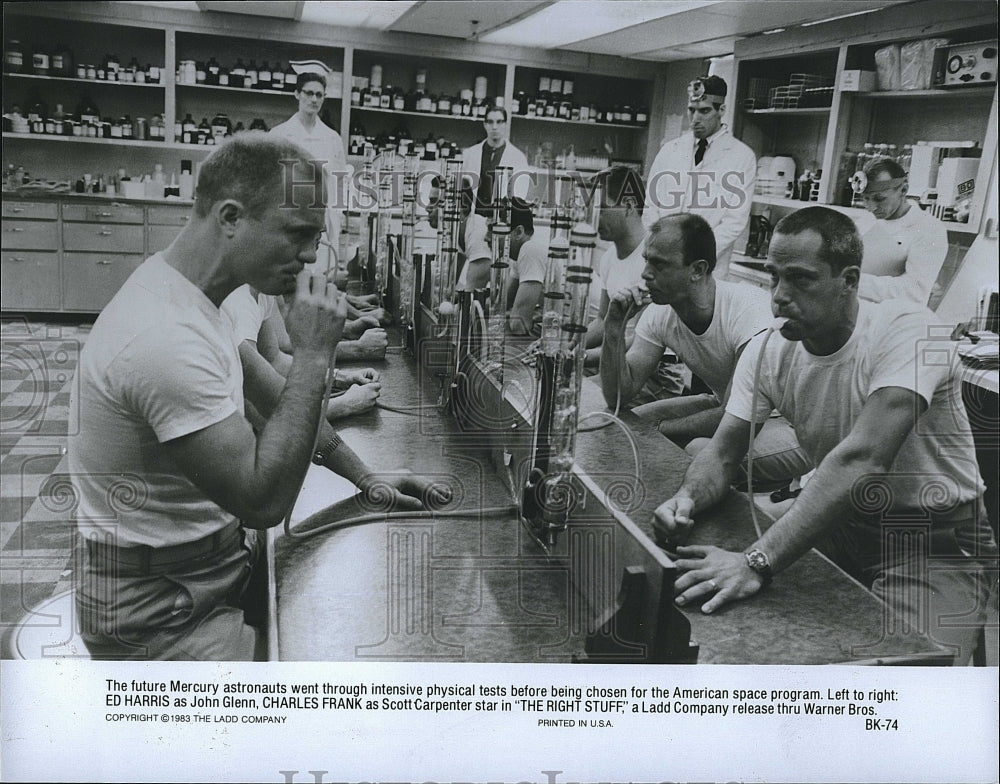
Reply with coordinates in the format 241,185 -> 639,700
505,198 -> 549,336
856,158 -> 949,306
583,166 -> 649,365
600,213 -> 809,485
220,285 -> 383,420
69,135 -> 443,661
653,206 -> 996,664
428,177 -> 491,293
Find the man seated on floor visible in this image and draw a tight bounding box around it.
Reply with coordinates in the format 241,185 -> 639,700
69,134 -> 443,661
653,206 -> 997,665
221,284 -> 382,420
600,213 -> 810,486
505,197 -> 549,336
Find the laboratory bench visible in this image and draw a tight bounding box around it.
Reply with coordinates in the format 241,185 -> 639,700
271,325 -> 953,665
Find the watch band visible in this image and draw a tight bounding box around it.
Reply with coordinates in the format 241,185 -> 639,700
745,549 -> 773,586
311,433 -> 343,466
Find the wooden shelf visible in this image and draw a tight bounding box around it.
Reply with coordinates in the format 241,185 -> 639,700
351,106 -> 483,123
177,81 -> 342,100
511,114 -> 647,130
2,73 -> 164,88
2,132 -> 171,148
853,87 -> 996,99
743,107 -> 831,116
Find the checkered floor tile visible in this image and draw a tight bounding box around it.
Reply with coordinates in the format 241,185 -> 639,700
0,318 -> 89,644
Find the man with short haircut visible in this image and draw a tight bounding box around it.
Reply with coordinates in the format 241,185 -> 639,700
505,197 -> 549,336
643,75 -> 755,278
70,134 -> 438,661
856,158 -> 949,306
653,206 -> 996,664
462,107 -> 530,217
584,166 -> 649,363
600,214 -> 809,485
271,70 -> 348,271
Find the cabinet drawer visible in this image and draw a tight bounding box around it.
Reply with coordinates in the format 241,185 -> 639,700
2,201 -> 58,220
62,203 -> 144,224
147,224 -> 183,253
62,253 -> 144,312
0,250 -> 61,310
2,220 -> 59,250
62,223 -> 144,253
147,206 -> 191,226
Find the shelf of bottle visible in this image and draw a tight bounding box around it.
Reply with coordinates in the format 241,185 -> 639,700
851,86 -> 996,99
176,81 -> 342,100
351,106 -> 483,123
2,131 -> 175,147
2,73 -> 165,88
744,107 -> 831,116
511,114 -> 647,130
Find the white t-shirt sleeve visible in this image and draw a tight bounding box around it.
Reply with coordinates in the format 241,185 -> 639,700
866,305 -> 949,404
517,237 -> 548,284
724,283 -> 773,350
115,323 -> 241,443
633,305 -> 668,351
725,331 -> 775,424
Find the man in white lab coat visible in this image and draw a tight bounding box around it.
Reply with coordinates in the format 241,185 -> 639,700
462,106 -> 530,217
644,75 -> 756,278
270,70 -> 348,273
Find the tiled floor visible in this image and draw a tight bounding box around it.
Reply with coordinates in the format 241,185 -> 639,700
0,317 -> 90,639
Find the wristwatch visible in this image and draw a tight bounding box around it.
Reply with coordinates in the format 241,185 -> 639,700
744,549 -> 773,586
311,434 -> 343,466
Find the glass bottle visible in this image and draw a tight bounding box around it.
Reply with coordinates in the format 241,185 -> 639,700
284,62 -> 297,91
218,65 -> 230,87
258,61 -> 271,89
231,58 -> 246,89
246,59 -> 258,89
351,83 -> 361,106
182,113 -> 197,144
4,39 -> 26,73
195,60 -> 206,84
206,56 -> 220,85
197,117 -> 211,144
271,62 -> 284,91
380,85 -> 392,110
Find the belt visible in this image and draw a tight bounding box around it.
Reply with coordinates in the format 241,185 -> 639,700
85,520 -> 244,575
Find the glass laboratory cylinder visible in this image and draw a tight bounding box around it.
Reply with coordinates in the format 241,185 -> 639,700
564,184 -> 601,338
541,213 -> 571,355
398,152 -> 420,327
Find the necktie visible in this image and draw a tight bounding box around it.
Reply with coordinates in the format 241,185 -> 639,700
695,138 -> 708,166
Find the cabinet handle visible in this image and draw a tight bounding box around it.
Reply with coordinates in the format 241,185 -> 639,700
97,211 -> 113,217
10,207 -> 24,213
96,260 -> 112,266
99,230 -> 113,236
11,256 -> 26,262
8,227 -> 24,232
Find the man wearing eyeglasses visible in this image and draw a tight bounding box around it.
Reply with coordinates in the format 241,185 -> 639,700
462,106 -> 530,217
643,75 -> 756,279
271,70 -> 348,272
